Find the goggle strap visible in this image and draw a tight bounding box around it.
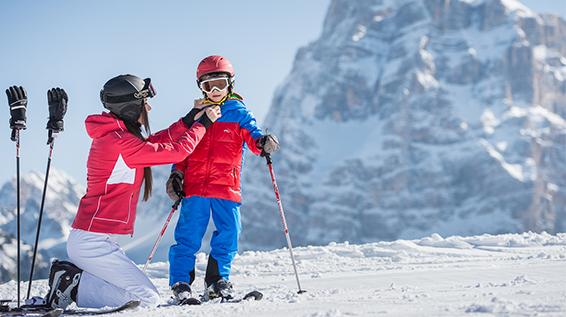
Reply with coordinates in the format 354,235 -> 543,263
101,91 -> 148,104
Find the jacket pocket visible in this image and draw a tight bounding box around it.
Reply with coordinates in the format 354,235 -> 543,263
93,190 -> 132,224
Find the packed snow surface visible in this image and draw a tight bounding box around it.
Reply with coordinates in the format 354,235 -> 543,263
2,232 -> 565,316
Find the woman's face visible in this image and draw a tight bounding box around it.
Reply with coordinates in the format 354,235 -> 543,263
138,101 -> 151,125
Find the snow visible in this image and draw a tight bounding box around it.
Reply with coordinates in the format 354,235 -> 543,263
500,0 -> 537,18
2,232 -> 566,316
533,45 -> 566,82
480,139 -> 527,181
351,24 -> 367,42
481,108 -> 499,134
454,0 -> 537,19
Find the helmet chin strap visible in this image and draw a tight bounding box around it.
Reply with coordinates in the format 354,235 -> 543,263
204,93 -> 229,105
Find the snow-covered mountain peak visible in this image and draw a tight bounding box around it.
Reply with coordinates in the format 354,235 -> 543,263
240,0 -> 566,250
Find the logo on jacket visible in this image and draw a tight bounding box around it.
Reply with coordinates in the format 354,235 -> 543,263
223,129 -> 230,134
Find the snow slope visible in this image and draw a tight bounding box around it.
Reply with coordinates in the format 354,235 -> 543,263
2,232 -> 565,316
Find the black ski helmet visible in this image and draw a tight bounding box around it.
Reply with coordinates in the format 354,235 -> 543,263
100,74 -> 156,122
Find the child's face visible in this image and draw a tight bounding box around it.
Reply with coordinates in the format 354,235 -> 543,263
206,89 -> 228,103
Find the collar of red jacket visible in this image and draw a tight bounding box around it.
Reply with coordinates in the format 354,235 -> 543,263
85,112 -> 129,139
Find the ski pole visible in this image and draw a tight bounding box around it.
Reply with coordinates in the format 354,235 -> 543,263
265,154 -> 306,294
26,132 -> 55,299
7,86 -> 27,307
143,197 -> 183,273
14,129 -> 22,307
26,88 -> 67,299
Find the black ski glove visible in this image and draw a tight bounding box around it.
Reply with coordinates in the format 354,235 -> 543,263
166,170 -> 185,201
182,108 -> 202,128
182,106 -> 215,129
256,133 -> 280,156
6,86 -> 27,130
47,88 -> 68,132
196,110 -> 214,129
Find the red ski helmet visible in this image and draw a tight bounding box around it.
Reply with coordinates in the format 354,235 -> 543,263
196,55 -> 235,81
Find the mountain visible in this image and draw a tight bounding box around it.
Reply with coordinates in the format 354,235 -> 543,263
239,0 -> 566,249
0,169 -> 84,282
0,229 -> 36,286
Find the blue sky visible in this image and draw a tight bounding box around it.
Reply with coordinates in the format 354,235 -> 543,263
0,0 -> 564,184
0,1 -> 329,183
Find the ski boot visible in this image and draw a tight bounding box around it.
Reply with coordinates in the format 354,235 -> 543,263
44,260 -> 82,309
171,282 -> 200,305
205,278 -> 234,301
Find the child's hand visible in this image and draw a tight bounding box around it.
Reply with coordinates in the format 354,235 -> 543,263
257,134 -> 280,156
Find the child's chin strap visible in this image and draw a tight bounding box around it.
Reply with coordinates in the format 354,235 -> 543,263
204,94 -> 229,105
204,92 -> 237,105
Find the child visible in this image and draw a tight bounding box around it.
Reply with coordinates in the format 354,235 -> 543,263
43,74 -> 221,309
167,55 -> 279,303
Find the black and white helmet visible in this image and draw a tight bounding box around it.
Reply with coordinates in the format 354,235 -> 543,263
100,74 -> 156,123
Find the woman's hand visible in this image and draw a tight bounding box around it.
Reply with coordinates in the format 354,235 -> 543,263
192,105 -> 221,129
205,106 -> 221,122
195,105 -> 221,122
183,100 -> 215,128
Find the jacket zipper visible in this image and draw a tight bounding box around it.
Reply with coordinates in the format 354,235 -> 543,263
203,123 -> 215,196
129,192 -> 134,237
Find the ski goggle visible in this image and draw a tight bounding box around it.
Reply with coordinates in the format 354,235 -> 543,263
134,78 -> 157,99
199,77 -> 230,94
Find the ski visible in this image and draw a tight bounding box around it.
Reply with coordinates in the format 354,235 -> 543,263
4,300 -> 139,316
63,300 -> 140,315
157,296 -> 201,307
222,290 -> 263,303
159,290 -> 263,307
177,297 -> 201,306
0,307 -> 63,317
201,290 -> 263,304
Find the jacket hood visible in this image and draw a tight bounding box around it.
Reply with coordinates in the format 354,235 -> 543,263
85,112 -> 128,139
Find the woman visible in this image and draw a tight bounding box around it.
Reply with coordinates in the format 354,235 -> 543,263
43,74 -> 221,309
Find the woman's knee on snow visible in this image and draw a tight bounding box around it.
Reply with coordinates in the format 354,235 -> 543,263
130,286 -> 160,308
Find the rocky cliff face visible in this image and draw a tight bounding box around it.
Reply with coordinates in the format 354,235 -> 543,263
240,0 -> 566,249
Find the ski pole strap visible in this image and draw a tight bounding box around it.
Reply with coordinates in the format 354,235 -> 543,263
47,130 -> 58,145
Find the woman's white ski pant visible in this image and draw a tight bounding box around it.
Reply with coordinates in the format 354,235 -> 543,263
66,229 -> 160,308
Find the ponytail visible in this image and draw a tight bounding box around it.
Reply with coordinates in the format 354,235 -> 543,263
123,104 -> 153,201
